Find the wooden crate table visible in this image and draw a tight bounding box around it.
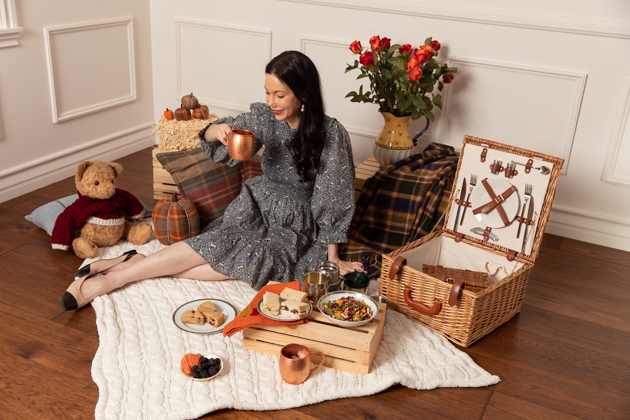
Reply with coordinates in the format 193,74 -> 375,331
242,301 -> 387,375
354,157 -> 380,201
152,147 -> 180,201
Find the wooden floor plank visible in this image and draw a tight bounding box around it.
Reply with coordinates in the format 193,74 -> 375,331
482,392 -> 582,420
534,247 -> 630,287
540,233 -> 563,250
2,146 -> 629,420
0,302 -> 99,420
515,303 -> 630,361
465,320 -> 630,419
560,237 -> 630,268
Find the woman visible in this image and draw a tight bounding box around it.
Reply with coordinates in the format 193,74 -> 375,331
61,51 -> 363,311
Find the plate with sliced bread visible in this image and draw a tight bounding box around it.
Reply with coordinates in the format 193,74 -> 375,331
257,288 -> 312,321
172,298 -> 237,334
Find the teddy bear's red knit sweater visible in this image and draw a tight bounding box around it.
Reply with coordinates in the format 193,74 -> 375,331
51,189 -> 144,250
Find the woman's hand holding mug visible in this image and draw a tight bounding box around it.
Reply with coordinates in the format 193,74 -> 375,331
215,124 -> 233,146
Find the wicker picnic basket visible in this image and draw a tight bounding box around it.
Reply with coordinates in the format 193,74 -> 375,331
380,135 -> 564,347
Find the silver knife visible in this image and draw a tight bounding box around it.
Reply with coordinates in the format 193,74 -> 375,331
470,227 -> 499,241
521,196 -> 534,254
453,178 -> 466,233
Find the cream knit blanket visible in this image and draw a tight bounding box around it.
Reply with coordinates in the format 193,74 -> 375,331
90,240 -> 499,419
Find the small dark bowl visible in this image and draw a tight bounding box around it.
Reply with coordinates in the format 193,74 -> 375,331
344,271 -> 370,288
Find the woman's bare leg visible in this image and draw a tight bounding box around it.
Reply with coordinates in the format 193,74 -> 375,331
174,264 -> 234,281
78,242 -> 229,301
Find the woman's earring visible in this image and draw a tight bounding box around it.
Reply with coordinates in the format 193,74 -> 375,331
301,103 -> 305,113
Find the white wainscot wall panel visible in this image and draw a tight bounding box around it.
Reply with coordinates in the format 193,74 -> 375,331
440,57 -> 586,175
278,0 -> 630,39
176,19 -> 271,114
44,18 -> 136,123
301,36 -> 379,138
0,124 -> 155,203
602,78 -> 630,187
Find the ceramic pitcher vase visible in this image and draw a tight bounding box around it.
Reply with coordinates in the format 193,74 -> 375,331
373,111 -> 418,167
374,112 -> 414,149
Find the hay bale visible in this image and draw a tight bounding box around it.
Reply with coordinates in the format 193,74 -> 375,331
153,115 -> 219,151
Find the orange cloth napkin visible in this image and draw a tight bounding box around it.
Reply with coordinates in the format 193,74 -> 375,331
223,281 -> 307,337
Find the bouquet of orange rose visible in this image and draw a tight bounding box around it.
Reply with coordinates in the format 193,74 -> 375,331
346,36 -> 457,121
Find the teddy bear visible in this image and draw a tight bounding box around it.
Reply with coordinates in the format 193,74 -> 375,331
51,160 -> 153,259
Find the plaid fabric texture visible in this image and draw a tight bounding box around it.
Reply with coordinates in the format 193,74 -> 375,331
239,156 -> 264,181
152,196 -> 200,245
339,143 -> 458,278
157,148 -> 262,228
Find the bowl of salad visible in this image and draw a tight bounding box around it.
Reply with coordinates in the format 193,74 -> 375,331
317,291 -> 379,328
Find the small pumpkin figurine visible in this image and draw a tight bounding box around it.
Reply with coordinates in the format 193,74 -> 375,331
191,107 -> 206,120
199,104 -> 210,119
181,93 -> 199,110
164,108 -> 174,120
152,193 -> 200,245
174,105 -> 189,121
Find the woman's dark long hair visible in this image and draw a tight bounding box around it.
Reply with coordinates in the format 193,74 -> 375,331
265,51 -> 325,183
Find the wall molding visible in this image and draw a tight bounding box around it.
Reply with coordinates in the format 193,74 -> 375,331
300,34 -> 348,53
441,56 -> 587,175
175,19 -> 272,110
44,18 -> 137,123
0,0 -> 21,48
0,122 -> 155,203
601,78 -> 630,187
277,0 -> 630,39
548,205 -> 630,252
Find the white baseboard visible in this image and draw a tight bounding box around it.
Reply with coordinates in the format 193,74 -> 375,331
0,122 -> 158,204
547,205 -> 630,252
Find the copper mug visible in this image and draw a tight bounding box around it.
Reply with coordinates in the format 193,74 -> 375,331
227,129 -> 256,161
279,343 -> 325,385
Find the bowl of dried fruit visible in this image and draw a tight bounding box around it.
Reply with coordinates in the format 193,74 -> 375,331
180,353 -> 223,381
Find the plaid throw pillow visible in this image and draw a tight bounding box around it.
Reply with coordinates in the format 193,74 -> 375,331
239,158 -> 264,181
157,148 -> 245,228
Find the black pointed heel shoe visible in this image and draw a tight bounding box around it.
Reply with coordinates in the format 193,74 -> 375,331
61,273 -> 103,311
74,250 -> 138,278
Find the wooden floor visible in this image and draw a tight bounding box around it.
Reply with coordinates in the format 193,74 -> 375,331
1,147 -> 629,420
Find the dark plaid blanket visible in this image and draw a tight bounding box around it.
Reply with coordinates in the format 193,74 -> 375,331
339,143 -> 458,277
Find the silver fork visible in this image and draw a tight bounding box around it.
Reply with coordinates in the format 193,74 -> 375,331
460,174 -> 477,225
517,184 -> 533,238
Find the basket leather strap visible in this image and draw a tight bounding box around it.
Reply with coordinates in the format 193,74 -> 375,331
472,179 -> 517,226
448,279 -> 464,306
389,257 -> 407,279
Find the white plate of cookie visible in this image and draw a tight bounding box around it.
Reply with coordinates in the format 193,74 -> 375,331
172,299 -> 237,334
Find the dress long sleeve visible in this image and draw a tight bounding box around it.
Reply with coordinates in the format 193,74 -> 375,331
311,119 -> 356,246
197,103 -> 268,166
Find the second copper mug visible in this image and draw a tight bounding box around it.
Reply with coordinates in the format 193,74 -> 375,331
279,343 -> 325,385
227,129 -> 256,161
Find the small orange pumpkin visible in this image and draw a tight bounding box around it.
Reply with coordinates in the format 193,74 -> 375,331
164,108 -> 174,120
152,193 -> 200,245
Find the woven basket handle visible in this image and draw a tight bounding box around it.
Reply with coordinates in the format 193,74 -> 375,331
404,287 -> 441,315
403,279 -> 464,316
389,257 -> 407,279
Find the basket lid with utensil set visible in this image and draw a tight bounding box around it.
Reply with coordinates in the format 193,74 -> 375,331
443,135 -> 564,264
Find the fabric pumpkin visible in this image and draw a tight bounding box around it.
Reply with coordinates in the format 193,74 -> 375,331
152,194 -> 200,245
